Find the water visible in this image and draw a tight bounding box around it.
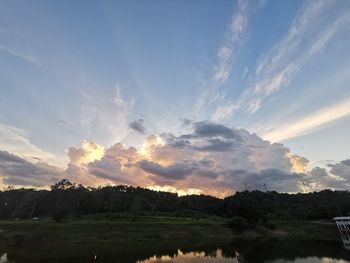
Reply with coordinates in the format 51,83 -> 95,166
1,238 -> 349,262
138,249 -> 349,263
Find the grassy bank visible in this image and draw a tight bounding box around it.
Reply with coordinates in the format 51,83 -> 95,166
0,215 -> 340,247
0,216 -> 229,250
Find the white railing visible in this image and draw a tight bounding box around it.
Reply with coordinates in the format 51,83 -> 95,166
334,216 -> 350,249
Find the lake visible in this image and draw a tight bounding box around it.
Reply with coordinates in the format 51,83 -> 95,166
0,238 -> 349,263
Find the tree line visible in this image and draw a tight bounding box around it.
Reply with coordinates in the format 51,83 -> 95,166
0,179 -> 349,223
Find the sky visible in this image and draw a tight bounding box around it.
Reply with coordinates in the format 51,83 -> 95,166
1,0 -> 350,197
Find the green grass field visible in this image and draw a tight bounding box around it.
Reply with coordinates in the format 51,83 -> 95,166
0,215 -> 341,258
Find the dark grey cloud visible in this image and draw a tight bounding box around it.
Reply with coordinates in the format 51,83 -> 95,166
340,159 -> 350,166
161,133 -> 191,148
182,118 -> 193,126
171,139 -> 191,148
177,121 -> 242,141
309,167 -> 328,177
129,118 -> 146,133
88,158 -> 121,180
197,169 -> 220,179
300,158 -> 350,191
196,138 -> 236,152
0,151 -> 25,163
328,158 -> 350,180
306,163 -> 350,191
222,169 -> 305,192
58,119 -> 72,128
258,169 -> 304,182
199,159 -> 214,168
164,122 -> 242,152
88,158 -> 130,184
193,121 -> 241,139
139,160 -> 194,180
0,151 -> 61,187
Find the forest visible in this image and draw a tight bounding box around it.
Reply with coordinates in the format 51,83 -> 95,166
0,179 -> 349,225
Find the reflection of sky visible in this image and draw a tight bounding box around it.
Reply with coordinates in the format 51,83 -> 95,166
136,249 -> 350,263
0,254 -> 11,263
137,249 -> 239,262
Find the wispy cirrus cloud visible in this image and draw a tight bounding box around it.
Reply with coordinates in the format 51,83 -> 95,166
213,0 -> 350,121
261,97 -> 350,142
0,44 -> 40,65
193,0 -> 252,116
80,83 -> 134,145
212,0 -> 248,84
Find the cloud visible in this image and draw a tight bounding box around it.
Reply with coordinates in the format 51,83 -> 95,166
80,83 -> 133,145
68,140 -> 105,166
1,121 -> 348,197
213,0 -> 350,120
64,142 -> 148,187
139,160 -> 194,180
87,143 -> 140,184
88,158 -> 124,182
193,0 -> 254,116
289,154 -> 309,173
0,151 -> 61,187
129,118 -> 146,133
309,167 -> 328,178
243,169 -> 305,192
182,118 -> 193,126
0,123 -> 66,167
261,97 -> 350,142
195,138 -> 236,152
0,44 -> 40,65
302,158 -> 350,192
328,158 -> 350,179
65,141 -> 132,186
212,1 -> 249,83
192,121 -> 241,139
133,122 -> 309,195
75,121 -> 316,196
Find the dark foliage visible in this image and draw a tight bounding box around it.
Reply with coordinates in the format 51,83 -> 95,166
0,179 -> 349,221
227,216 -> 250,232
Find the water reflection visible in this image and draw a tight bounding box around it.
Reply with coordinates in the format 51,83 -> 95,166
137,249 -> 239,262
1,239 -> 349,262
137,249 -> 349,263
0,253 -> 11,263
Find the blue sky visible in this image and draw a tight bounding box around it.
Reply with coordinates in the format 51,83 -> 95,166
1,0 -> 350,195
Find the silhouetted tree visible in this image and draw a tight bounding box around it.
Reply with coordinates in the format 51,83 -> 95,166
1,181 -> 349,223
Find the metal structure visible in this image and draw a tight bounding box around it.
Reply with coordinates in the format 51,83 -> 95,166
334,216 -> 350,249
